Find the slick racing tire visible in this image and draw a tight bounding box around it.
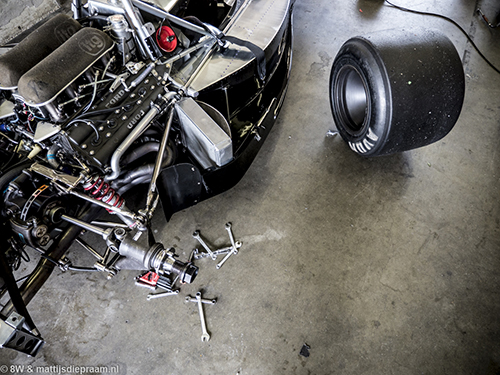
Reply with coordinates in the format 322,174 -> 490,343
329,28 -> 465,156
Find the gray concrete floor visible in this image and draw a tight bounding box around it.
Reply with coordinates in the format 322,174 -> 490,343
2,0 -> 500,374
0,0 -> 60,45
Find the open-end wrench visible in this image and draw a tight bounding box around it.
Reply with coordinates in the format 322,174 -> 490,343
194,241 -> 242,259
216,249 -> 235,269
193,230 -> 217,260
146,290 -> 179,300
225,222 -> 238,253
188,248 -> 195,263
186,295 -> 217,305
196,292 -> 210,341
216,223 -> 239,269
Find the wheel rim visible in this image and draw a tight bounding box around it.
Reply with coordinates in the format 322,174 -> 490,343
334,65 -> 369,135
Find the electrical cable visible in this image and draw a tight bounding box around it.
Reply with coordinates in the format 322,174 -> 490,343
82,71 -> 100,113
384,0 -> 500,74
66,119 -> 100,141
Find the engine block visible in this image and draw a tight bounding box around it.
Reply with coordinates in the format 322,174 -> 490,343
65,63 -> 170,168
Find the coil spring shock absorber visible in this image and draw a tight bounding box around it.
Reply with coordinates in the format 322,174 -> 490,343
82,176 -> 124,210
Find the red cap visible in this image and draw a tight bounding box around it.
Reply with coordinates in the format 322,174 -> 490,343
156,26 -> 177,53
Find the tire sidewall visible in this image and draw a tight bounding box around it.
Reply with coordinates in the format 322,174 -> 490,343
329,40 -> 391,156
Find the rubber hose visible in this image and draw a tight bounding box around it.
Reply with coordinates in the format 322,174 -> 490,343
0,162 -> 31,192
47,144 -> 60,169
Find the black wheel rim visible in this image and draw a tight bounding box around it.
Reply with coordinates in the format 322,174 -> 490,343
334,65 -> 369,136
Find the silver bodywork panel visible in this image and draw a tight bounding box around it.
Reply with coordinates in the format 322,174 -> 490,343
190,0 -> 292,91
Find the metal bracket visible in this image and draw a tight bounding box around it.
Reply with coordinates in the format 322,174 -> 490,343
0,312 -> 44,356
30,163 -> 82,189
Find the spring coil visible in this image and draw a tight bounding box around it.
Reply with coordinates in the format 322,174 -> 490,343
82,176 -> 124,209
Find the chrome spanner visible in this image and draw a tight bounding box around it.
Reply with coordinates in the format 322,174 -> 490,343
196,292 -> 210,342
216,223 -> 239,269
188,248 -> 196,263
146,289 -> 179,300
194,241 -> 242,259
186,295 -> 217,305
193,230 -> 216,260
225,222 -> 237,252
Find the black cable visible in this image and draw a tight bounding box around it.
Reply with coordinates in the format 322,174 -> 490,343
62,105 -> 122,129
384,0 -> 500,74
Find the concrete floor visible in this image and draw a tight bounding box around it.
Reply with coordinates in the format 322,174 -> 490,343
0,0 -> 60,45
1,0 -> 500,374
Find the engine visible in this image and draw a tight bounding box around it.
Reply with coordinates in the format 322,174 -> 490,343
0,0 -> 239,310
1,12 -> 181,172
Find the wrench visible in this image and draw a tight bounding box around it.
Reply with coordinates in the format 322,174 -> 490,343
196,292 -> 210,341
186,295 -> 217,305
216,223 -> 239,269
225,222 -> 238,253
146,290 -> 179,300
216,249 -> 235,269
194,241 -> 242,259
193,230 -> 217,260
188,248 -> 196,263
194,247 -> 230,260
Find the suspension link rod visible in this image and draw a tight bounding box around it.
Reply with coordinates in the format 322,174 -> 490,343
146,102 -> 175,213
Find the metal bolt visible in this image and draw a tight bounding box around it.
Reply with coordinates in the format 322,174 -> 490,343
326,130 -> 339,138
